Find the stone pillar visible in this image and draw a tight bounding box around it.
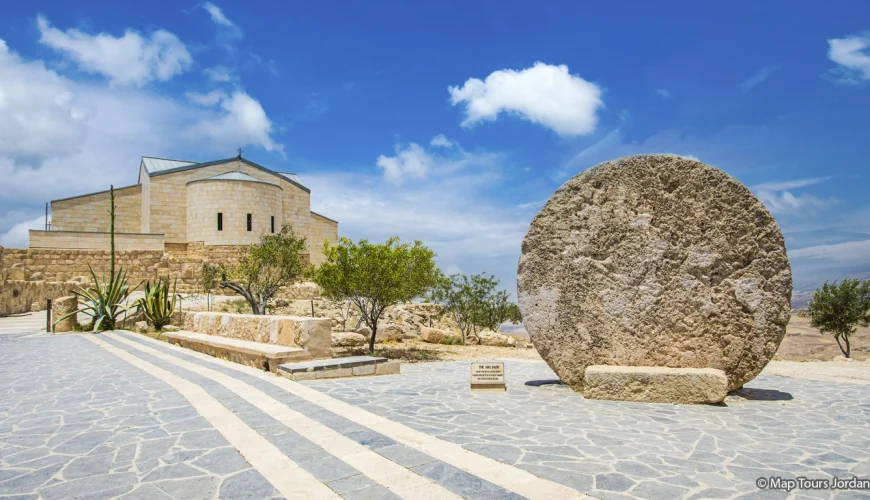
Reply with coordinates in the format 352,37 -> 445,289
52,296 -> 78,333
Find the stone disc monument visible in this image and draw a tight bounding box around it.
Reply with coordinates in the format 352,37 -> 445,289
518,155 -> 792,398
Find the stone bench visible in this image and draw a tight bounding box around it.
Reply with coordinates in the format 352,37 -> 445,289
182,311 -> 331,360
583,365 -> 728,404
165,331 -> 312,373
278,356 -> 400,381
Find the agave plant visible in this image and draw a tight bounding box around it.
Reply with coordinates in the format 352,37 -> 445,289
133,278 -> 178,330
54,264 -> 140,332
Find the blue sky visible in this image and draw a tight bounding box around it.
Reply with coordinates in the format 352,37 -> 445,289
1,1 -> 869,298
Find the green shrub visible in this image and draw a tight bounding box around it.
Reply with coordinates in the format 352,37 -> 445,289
55,265 -> 138,331
133,278 -> 178,330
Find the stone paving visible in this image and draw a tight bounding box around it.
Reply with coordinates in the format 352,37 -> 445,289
0,325 -> 281,499
1,312 -> 869,499
308,360 -> 870,500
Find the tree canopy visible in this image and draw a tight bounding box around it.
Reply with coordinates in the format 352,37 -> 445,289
313,236 -> 439,352
429,273 -> 521,344
806,278 -> 870,358
217,224 -> 308,314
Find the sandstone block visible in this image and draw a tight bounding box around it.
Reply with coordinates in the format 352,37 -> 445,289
366,324 -> 403,343
332,331 -> 367,347
352,364 -> 375,376
375,361 -> 401,375
420,326 -> 460,344
52,296 -> 78,333
477,329 -> 515,347
518,155 -> 792,392
583,365 -> 728,404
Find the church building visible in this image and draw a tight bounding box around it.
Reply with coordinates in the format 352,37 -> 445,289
29,155 -> 338,265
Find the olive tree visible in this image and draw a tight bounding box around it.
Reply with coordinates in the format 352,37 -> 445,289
429,273 -> 521,344
217,225 -> 307,315
313,237 -> 439,352
806,279 -> 870,358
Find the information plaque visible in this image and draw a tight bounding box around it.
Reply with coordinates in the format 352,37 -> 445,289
470,362 -> 506,391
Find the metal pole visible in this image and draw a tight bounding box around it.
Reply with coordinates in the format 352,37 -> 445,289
45,202 -> 48,231
46,299 -> 52,332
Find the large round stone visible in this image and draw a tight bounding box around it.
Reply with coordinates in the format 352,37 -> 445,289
517,155 -> 792,392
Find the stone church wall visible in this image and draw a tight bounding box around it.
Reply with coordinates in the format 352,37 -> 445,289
51,184 -> 142,233
186,178 -> 283,246
309,213 -> 339,266
29,230 -> 165,251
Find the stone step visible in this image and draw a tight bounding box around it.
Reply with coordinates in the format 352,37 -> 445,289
278,355 -> 400,381
165,330 -> 311,373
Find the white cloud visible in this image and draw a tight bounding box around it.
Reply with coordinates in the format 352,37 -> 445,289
738,64 -> 783,92
0,37 -> 282,245
448,62 -> 603,136
751,177 -> 835,215
187,90 -> 228,106
37,16 -> 191,87
376,136 -> 499,184
204,65 -> 235,83
202,2 -> 243,51
188,91 -> 283,154
790,239 -> 870,263
827,33 -> 870,84
203,2 -> 233,26
430,134 -> 455,148
752,177 -> 829,191
0,217 -> 43,248
654,88 -> 671,99
0,39 -> 92,165
305,168 -> 528,298
376,143 -> 432,184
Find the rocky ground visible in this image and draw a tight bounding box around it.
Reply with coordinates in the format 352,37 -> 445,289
193,298 -> 870,364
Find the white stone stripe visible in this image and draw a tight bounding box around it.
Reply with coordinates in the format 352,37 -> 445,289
106,333 -> 462,500
125,331 -> 592,500
84,335 -> 340,500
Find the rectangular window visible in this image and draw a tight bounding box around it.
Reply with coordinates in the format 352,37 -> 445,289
217,213 -> 223,231
271,216 -> 275,233
247,213 -> 252,232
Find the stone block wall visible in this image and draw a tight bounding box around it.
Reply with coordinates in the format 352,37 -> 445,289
29,230 -> 164,251
186,178 -> 282,246
184,311 -> 331,358
309,213 -> 338,266
0,243 -> 323,316
0,279 -> 79,317
146,160 -> 312,245
51,184 -> 142,233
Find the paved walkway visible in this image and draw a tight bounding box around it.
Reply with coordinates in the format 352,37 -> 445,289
1,313 -> 868,499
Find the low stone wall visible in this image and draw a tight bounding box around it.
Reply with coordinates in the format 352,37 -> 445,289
0,280 -> 79,317
183,311 -> 331,359
0,244 -> 321,312
29,230 -> 164,251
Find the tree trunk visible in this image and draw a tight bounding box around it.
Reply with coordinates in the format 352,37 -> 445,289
836,334 -> 851,358
368,323 -> 377,353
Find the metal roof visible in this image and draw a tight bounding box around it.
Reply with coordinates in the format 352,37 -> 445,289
278,172 -> 305,187
188,171 -> 280,186
141,156 -> 197,174
140,156 -> 311,193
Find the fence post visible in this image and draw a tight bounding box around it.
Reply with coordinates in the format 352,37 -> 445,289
46,299 -> 52,333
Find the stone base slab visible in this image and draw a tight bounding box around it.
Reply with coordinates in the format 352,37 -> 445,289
278,356 -> 401,381
165,331 -> 311,373
583,365 -> 728,404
